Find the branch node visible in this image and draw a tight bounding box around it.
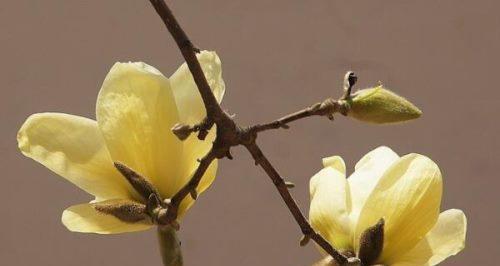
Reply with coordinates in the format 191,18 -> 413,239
299,235 -> 311,246
148,0 -> 348,263
197,128 -> 210,140
189,189 -> 198,200
163,198 -> 172,208
285,181 -> 295,189
171,123 -> 193,140
147,193 -> 162,215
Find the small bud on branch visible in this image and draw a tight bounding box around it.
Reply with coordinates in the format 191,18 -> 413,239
147,1 -> 421,265
300,235 -> 311,246
347,86 -> 422,124
171,123 -> 194,140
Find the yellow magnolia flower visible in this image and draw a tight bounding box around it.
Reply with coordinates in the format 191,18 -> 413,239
309,146 -> 466,266
17,51 -> 225,234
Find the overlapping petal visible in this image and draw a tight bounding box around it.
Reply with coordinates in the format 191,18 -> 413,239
96,62 -> 182,198
348,146 -> 399,227
62,199 -> 152,234
310,156 -> 352,251
169,51 -> 225,198
392,209 -> 467,266
20,54 -> 225,233
177,160 -> 218,219
17,113 -> 137,201
354,154 -> 443,262
169,50 -> 225,125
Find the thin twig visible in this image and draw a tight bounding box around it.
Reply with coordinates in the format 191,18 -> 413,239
148,0 -> 224,121
161,148 -> 217,223
245,142 -> 347,264
251,98 -> 348,133
147,0 -> 348,264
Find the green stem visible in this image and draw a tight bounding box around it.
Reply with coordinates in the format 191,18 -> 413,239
157,226 -> 183,266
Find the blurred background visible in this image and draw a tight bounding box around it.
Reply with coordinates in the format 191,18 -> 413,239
1,1 -> 498,265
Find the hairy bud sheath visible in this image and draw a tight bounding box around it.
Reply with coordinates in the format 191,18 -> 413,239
347,86 -> 422,124
358,218 -> 385,265
94,201 -> 148,223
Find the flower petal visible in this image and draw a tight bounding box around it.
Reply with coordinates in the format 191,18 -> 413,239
17,113 -> 137,201
348,146 -> 399,227
62,200 -> 152,234
96,62 -> 183,198
322,155 -> 346,174
309,156 -> 352,251
169,51 -> 224,208
177,160 -> 218,219
169,50 -> 225,125
354,154 -> 443,262
392,209 -> 467,266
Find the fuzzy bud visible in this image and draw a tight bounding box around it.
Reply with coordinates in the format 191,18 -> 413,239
171,123 -> 193,140
358,218 -> 385,265
346,85 -> 422,124
94,201 -> 148,223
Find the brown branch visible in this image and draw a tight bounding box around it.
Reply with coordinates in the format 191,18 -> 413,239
250,98 -> 348,134
251,72 -> 357,134
244,142 -> 347,265
148,0 -> 224,121
147,0 -> 349,265
161,148 -> 217,223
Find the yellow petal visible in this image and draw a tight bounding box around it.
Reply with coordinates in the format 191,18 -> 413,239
169,50 -> 224,213
169,50 -> 225,125
354,154 -> 443,262
96,62 -> 183,198
392,209 -> 467,266
322,155 -> 346,174
17,113 -> 137,201
309,157 -> 352,251
176,159 -> 218,219
348,146 -> 399,227
62,199 -> 152,234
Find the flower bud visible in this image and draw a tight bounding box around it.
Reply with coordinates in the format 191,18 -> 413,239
358,218 -> 385,265
171,123 -> 192,140
346,85 -> 422,124
94,201 -> 148,223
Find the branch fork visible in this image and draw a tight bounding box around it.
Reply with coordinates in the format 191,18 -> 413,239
122,1 -> 366,265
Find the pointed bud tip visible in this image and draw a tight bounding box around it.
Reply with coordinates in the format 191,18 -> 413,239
114,161 -> 134,176
190,189 -> 198,200
113,161 -> 124,169
299,235 -> 311,246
